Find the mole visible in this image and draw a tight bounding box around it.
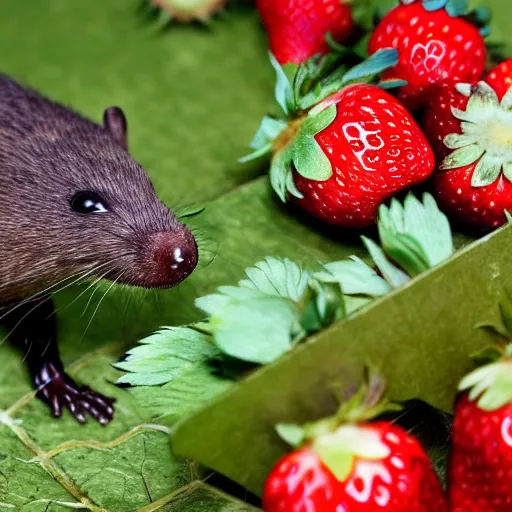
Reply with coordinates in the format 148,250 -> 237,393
0,74 -> 198,425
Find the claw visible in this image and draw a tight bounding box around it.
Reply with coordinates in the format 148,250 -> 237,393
34,362 -> 116,425
99,416 -> 110,426
50,394 -> 62,418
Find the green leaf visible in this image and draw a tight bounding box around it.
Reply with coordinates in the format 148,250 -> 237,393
175,204 -> 207,219
459,360 -> 512,411
290,105 -> 337,181
422,0 -> 449,11
249,116 -> 288,151
307,279 -> 347,328
239,116 -> 287,163
471,154 -> 502,187
471,5 -> 492,25
340,48 -> 399,86
376,193 -> 454,273
498,289 -> 512,335
129,361 -> 232,423
269,148 -> 294,202
377,78 -> 408,89
209,297 -> 301,364
285,168 -> 304,199
443,133 -> 475,149
292,49 -> 359,103
501,86 -> 512,109
275,423 -> 305,448
504,163 -> 512,183
311,425 -> 390,481
291,134 -> 332,181
445,0 -> 468,16
269,52 -> 297,116
196,293 -> 234,317
315,257 -> 391,297
362,237 -> 410,288
465,81 -> 499,114
238,143 -> 273,164
395,193 -> 453,269
440,144 -> 485,170
378,200 -> 431,275
239,257 -> 310,302
114,327 -> 218,386
479,25 -> 492,37
470,345 -> 505,366
298,48 -> 401,110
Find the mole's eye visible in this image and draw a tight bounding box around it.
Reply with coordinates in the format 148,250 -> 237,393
70,191 -> 109,214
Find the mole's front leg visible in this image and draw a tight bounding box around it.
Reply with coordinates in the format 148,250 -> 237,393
3,296 -> 116,425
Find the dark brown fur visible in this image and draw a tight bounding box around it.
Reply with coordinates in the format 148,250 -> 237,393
0,74 -> 197,304
0,74 -> 197,424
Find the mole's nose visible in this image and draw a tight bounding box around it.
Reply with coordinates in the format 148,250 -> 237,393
151,228 -> 198,287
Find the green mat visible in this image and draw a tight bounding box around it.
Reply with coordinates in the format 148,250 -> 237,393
0,0 -> 510,510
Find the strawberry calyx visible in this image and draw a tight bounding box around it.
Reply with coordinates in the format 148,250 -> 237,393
400,0 -> 491,33
441,81 -> 512,187
459,292 -> 512,412
405,0 -> 468,17
275,370 -> 401,480
363,193 -> 454,283
294,48 -> 402,114
149,0 -> 226,22
398,0 -> 491,36
310,424 -> 392,480
459,350 -> 512,412
269,105 -> 337,201
240,49 -> 403,201
471,291 -> 512,363
477,289 -> 512,339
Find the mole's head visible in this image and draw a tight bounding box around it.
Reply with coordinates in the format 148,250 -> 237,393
68,107 -> 199,289
2,105 -> 198,296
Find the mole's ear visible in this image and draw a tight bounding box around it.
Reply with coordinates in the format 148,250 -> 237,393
103,106 -> 128,151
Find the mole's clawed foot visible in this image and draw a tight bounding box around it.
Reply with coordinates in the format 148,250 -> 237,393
34,362 -> 116,426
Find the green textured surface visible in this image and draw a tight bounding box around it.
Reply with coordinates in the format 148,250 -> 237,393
0,0 -> 510,509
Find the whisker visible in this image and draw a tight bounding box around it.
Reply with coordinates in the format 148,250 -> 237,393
0,263 -> 109,323
80,279 -> 107,320
53,269 -> 112,317
21,341 -> 33,364
40,339 -> 52,358
78,273 -> 125,344
120,292 -> 133,339
0,262 -> 119,347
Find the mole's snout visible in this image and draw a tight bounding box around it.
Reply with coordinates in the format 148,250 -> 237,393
148,228 -> 198,288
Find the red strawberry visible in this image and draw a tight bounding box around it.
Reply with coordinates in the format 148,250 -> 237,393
422,81 -> 512,230
262,375 -> 447,512
368,1 -> 487,110
449,348 -> 512,511
150,0 -> 226,22
263,448 -> 343,511
243,50 -> 435,228
291,84 -> 434,227
256,0 -> 354,65
486,59 -> 512,101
